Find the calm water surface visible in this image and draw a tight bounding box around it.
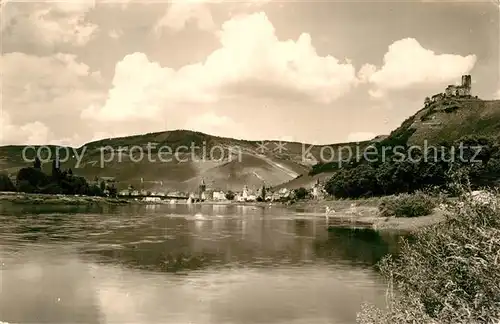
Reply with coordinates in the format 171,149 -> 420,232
0,203 -> 401,324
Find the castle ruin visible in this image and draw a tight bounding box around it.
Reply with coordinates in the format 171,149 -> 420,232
425,74 -> 473,106
445,75 -> 471,97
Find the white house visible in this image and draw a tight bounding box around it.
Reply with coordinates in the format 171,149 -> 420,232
213,191 -> 226,201
143,197 -> 161,202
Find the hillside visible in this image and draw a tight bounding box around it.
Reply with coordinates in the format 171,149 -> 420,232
377,98 -> 500,148
0,130 -> 368,192
305,98 -> 500,180
4,98 -> 494,193
407,99 -> 500,145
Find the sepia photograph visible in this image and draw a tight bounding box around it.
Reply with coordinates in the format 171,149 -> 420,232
0,0 -> 499,323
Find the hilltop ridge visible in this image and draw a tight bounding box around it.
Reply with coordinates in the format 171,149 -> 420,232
2,75 -> 500,192
0,129 -> 370,192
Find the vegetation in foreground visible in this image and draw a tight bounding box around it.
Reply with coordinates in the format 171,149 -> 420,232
378,192 -> 437,218
357,187 -> 500,323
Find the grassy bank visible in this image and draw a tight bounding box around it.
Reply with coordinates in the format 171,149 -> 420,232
289,193 -> 448,233
357,189 -> 500,323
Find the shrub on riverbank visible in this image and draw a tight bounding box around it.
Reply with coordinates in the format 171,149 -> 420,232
357,190 -> 500,323
0,172 -> 16,192
294,187 -> 309,200
378,192 -> 437,218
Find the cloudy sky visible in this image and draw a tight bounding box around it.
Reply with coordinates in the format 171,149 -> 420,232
1,0 -> 499,146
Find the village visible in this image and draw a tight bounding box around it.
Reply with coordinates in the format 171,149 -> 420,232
110,178 -> 327,204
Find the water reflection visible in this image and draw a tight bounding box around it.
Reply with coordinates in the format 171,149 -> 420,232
0,245 -> 105,323
316,228 -> 401,267
0,203 -> 400,324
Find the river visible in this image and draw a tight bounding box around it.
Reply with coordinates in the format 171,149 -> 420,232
0,203 -> 402,324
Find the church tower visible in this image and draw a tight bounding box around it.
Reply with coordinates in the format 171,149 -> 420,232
312,178 -> 321,200
199,179 -> 206,200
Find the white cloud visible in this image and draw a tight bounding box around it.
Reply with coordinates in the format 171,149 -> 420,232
154,0 -> 215,33
108,29 -> 123,39
357,63 -> 376,83
1,52 -> 105,145
361,38 -> 477,98
153,0 -> 272,33
2,52 -> 104,110
347,132 -> 375,142
85,12 -> 358,123
0,111 -> 50,145
1,0 -> 97,47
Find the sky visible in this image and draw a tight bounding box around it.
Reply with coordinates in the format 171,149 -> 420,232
0,0 -> 499,146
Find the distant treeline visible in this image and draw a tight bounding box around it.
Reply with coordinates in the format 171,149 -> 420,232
0,157 -> 117,196
314,134 -> 500,198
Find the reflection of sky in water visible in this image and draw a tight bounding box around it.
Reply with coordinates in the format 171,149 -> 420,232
0,247 -> 386,324
0,204 -> 398,324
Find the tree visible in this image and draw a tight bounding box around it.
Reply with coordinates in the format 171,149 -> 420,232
294,187 -> 308,200
16,167 -> 49,191
225,191 -> 235,200
261,185 -> 266,201
99,180 -> 106,192
108,184 -> 117,197
88,184 -> 104,197
33,157 -> 41,170
51,159 -> 61,179
0,173 -> 16,192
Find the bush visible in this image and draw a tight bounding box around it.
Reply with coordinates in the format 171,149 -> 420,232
16,167 -> 49,189
87,184 -> 104,196
358,189 -> 500,323
225,191 -> 235,201
378,192 -> 436,218
38,182 -> 63,194
294,187 -> 309,200
0,173 -> 16,192
17,180 -> 36,193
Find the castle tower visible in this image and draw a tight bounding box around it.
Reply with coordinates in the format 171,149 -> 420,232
461,75 -> 471,95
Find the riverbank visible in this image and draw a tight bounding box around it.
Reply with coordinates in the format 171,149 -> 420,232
199,197 -> 446,232
291,199 -> 446,233
0,192 -> 130,206
0,191 -> 446,232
